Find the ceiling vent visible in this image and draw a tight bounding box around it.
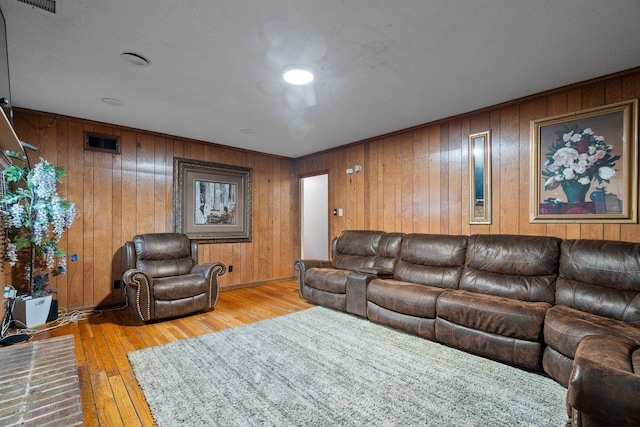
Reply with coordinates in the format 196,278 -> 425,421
85,132 -> 120,154
16,0 -> 56,14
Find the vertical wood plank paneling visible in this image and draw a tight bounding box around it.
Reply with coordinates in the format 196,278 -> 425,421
498,105 -> 520,234
392,135 -> 403,233
111,131 -> 124,303
439,124 -> 449,235
135,134 -> 155,234
280,157 -> 295,276
271,157 -> 282,278
447,120 -> 463,235
459,118 -> 471,236
382,139 -> 396,232
153,137 -> 168,233
82,145 -> 95,307
256,155 -> 270,281
366,142 -> 379,231
93,149 -> 114,306
120,131 -> 138,256
344,146 -> 357,230
243,152 -> 257,283
353,144 -> 366,230
66,122 -> 85,308
400,133 -> 414,233
412,128 -> 429,233
53,120 -> 69,306
519,99 -> 547,237
428,126 -> 441,234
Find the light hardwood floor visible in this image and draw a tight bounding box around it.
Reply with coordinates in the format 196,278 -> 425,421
29,279 -> 313,426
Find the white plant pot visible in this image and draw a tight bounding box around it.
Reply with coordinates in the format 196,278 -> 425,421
12,295 -> 53,328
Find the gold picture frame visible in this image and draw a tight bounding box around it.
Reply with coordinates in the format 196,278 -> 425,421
530,100 -> 638,223
469,130 -> 491,224
173,157 -> 252,242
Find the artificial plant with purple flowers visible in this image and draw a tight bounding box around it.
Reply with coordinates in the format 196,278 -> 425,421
1,151 -> 76,296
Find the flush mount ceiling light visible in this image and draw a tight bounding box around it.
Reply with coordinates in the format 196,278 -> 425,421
120,52 -> 151,66
282,68 -> 314,85
101,97 -> 123,106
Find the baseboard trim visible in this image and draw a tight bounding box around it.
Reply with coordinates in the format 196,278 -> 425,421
220,276 -> 297,291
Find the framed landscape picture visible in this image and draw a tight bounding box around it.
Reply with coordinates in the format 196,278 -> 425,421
174,157 -> 252,242
530,100 -> 638,223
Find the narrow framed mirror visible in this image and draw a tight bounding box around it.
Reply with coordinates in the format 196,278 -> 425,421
469,130 -> 492,224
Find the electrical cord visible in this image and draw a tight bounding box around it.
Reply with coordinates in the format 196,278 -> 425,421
16,113 -> 58,130
1,286 -> 129,342
1,297 -> 14,337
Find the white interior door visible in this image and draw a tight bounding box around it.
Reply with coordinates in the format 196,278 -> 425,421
300,174 -> 329,259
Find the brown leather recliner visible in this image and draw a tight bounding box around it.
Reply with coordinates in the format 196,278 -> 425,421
123,233 -> 225,321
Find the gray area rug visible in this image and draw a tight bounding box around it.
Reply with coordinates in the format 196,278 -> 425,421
128,307 -> 567,426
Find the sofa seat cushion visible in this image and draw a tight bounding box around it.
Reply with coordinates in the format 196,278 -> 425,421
544,304 -> 640,359
437,290 -> 550,341
368,279 -> 447,318
153,274 -> 206,300
305,268 -> 349,294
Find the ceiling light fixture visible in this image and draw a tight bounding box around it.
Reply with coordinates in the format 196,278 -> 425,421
120,52 -> 151,66
282,68 -> 314,85
101,97 -> 123,106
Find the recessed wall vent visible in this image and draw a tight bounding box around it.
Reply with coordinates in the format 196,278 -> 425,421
85,132 -> 120,154
16,0 -> 56,14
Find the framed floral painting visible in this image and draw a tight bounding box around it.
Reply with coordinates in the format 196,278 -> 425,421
530,100 -> 638,223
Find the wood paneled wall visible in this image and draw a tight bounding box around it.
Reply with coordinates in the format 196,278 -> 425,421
4,68 -> 640,309
5,111 -> 298,309
294,69 -> 640,245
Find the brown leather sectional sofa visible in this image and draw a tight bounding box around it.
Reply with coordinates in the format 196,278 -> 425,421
294,230 -> 640,427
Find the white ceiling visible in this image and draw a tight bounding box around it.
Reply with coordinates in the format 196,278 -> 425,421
1,0 -> 639,158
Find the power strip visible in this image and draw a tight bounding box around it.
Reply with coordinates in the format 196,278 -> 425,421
3,287 -> 17,299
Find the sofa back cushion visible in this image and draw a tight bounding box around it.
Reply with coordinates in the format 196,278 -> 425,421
331,230 -> 383,271
134,233 -> 194,278
375,232 -> 404,271
393,234 -> 468,288
459,234 -> 561,303
557,239 -> 640,326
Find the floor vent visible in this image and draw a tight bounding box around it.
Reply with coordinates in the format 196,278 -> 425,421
85,132 -> 120,154
15,0 -> 56,14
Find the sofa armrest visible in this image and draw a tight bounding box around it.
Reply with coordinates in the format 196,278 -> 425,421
568,335 -> 640,427
191,262 -> 225,309
123,269 -> 154,321
357,267 -> 394,278
123,268 -> 152,289
294,259 -> 333,281
294,259 -> 333,298
191,262 -> 226,278
294,259 -> 333,273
